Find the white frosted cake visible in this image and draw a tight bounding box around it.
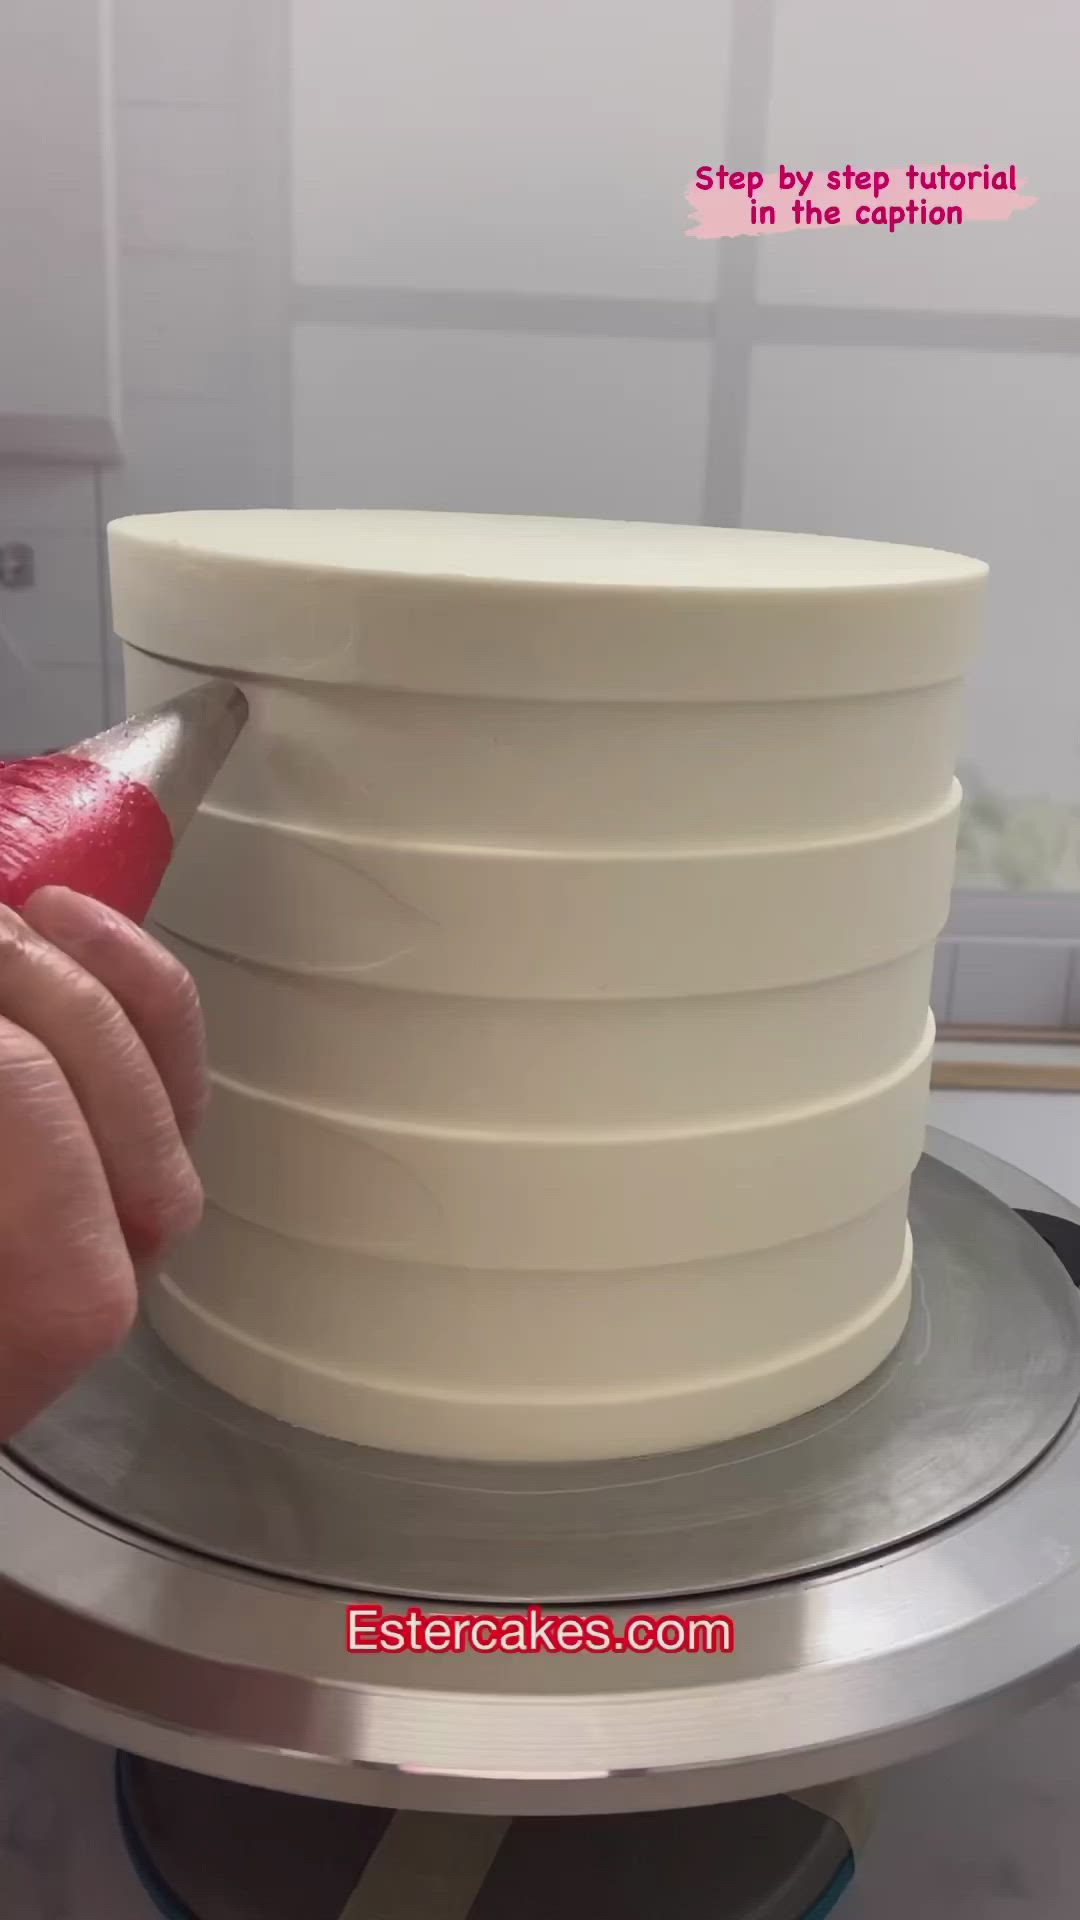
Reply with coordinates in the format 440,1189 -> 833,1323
107,511 -> 985,1461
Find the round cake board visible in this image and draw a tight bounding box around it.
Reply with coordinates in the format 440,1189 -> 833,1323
10,1152 -> 1080,1605
4,1133 -> 1080,1815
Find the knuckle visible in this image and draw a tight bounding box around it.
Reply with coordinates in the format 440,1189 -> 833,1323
169,959 -> 208,1056
157,1161 -> 205,1239
123,1159 -> 204,1260
0,1019 -> 55,1076
11,1251 -> 137,1378
0,905 -> 38,972
0,1019 -> 67,1108
167,948 -> 202,1012
143,931 -> 202,1016
184,1065 -> 211,1133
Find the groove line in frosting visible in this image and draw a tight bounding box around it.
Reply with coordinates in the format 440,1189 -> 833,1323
150,805 -> 958,992
151,1241 -> 912,1408
124,647 -> 967,850
111,509 -> 983,1458
188,778 -> 962,861
175,1190 -> 908,1286
193,1046 -> 930,1266
200,1011 -> 935,1146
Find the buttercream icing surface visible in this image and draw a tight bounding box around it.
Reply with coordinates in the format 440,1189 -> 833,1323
108,510 -> 983,1460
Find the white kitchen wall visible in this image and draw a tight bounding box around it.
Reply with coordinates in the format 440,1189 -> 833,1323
1,0 -> 1077,1029
101,0 -> 289,717
0,471 -> 106,754
752,0 -> 1080,1022
0,0 -> 120,454
754,0 -> 1080,930
0,0 -> 117,757
743,344 -> 1080,809
759,0 -> 1080,319
293,325 -> 714,522
285,0 -> 1080,1027
0,0 -> 282,755
289,0 -> 735,523
292,0 -> 733,303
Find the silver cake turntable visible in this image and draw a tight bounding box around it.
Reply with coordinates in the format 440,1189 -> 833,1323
2,1128 -> 1080,1831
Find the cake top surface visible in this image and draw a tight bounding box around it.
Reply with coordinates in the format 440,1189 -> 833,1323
109,509 -> 986,596
108,510 -> 985,698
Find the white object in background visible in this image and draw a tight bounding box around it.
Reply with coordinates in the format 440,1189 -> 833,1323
0,472 -> 109,756
0,0 -> 120,462
110,510 -> 985,1462
930,1090 -> 1080,1212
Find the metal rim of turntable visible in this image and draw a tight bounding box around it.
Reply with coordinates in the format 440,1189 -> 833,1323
3,1128 -> 1080,1817
9,1141 -> 1080,1609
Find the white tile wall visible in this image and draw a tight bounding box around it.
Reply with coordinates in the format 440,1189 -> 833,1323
0,654 -> 106,757
0,0 -> 119,439
116,104 -> 246,255
744,343 -> 1080,809
949,940 -> 1073,1028
109,398 -> 255,517
291,0 -> 733,301
0,467 -> 105,754
113,0 -> 250,105
101,0 -> 284,550
0,536 -> 101,669
120,253 -> 247,400
293,323 -> 713,521
948,893 -> 1080,940
759,0 -> 1080,317
1,0 -> 1070,1027
935,894 -> 1080,1030
0,471 -> 98,535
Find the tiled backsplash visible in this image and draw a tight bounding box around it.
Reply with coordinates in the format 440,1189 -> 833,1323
934,892 -> 1080,1030
0,0 -> 271,759
0,469 -> 108,756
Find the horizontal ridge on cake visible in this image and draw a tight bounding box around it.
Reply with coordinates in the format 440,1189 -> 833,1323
109,508 -> 985,1462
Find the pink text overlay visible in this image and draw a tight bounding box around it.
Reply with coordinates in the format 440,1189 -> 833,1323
687,163 -> 1036,238
347,1603 -> 735,1656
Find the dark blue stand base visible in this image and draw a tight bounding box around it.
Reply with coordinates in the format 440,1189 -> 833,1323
115,1752 -> 855,1919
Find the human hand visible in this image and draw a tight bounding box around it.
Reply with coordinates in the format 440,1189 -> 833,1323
0,887 -> 206,1439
